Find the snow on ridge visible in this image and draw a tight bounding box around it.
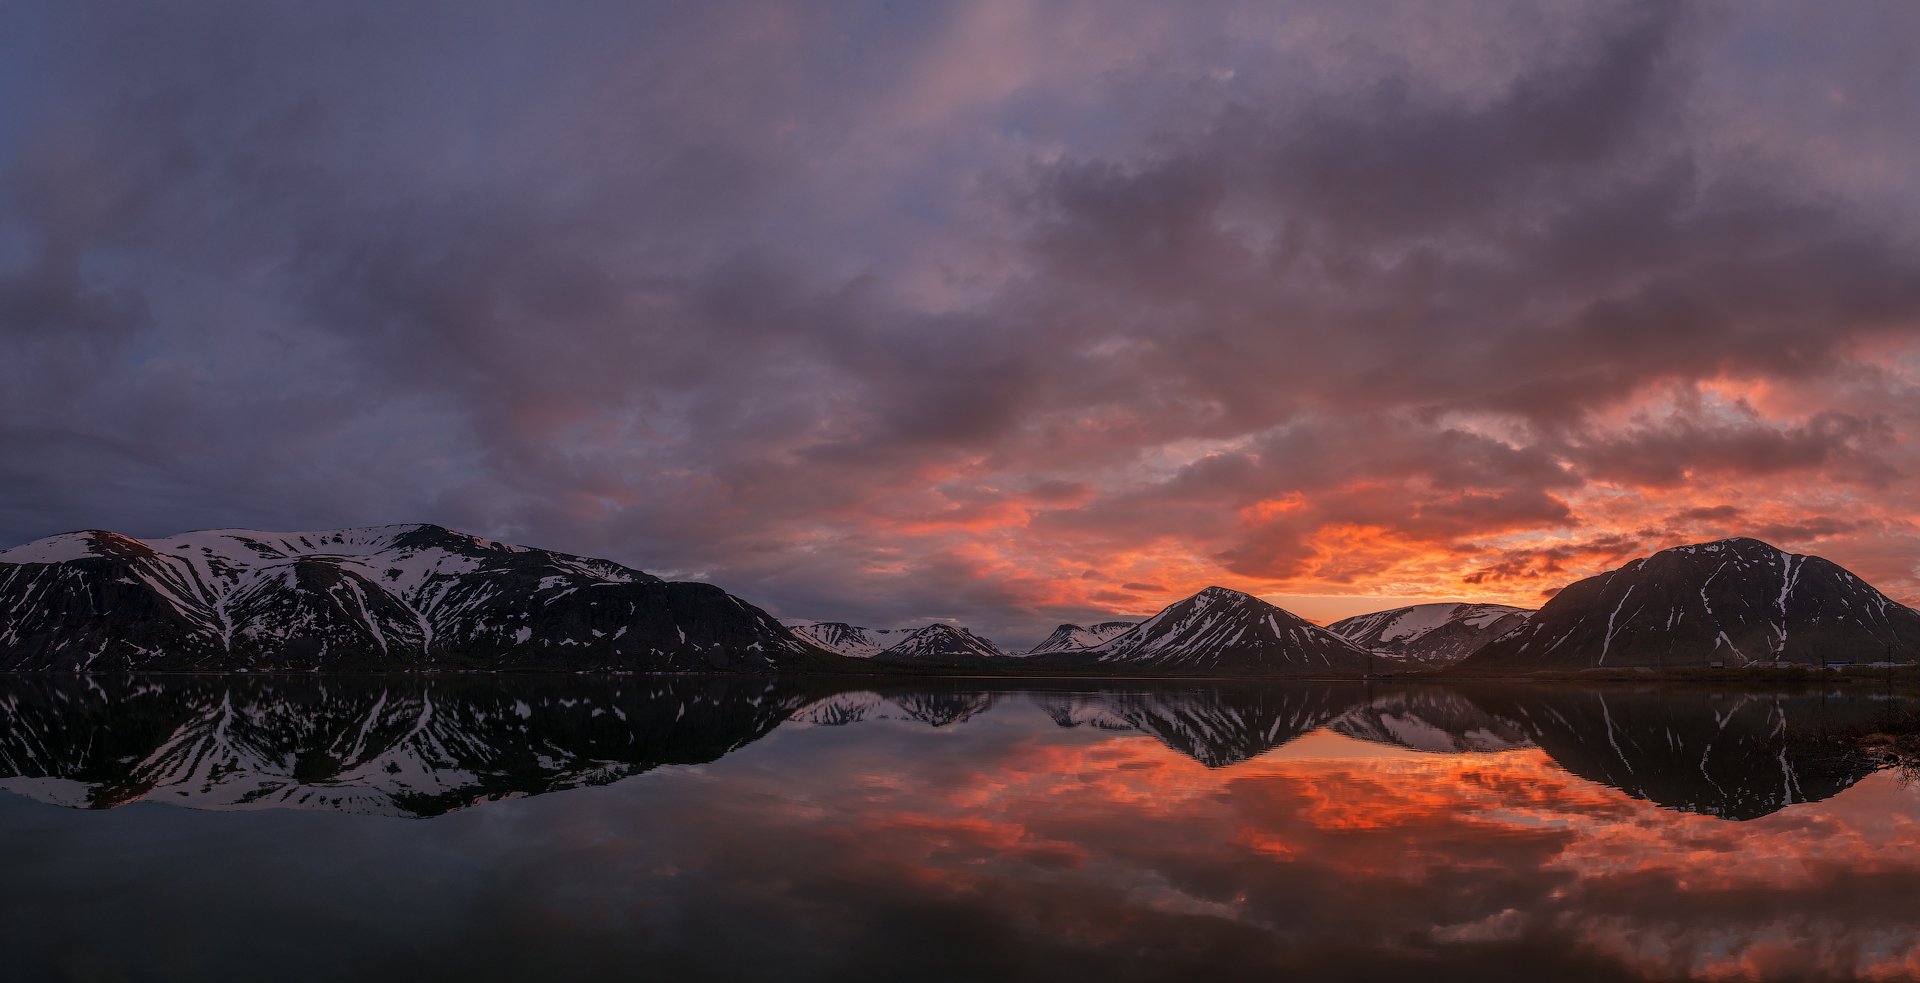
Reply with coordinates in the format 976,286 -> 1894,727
1374,603 -> 1469,643
0,531 -> 112,565
782,620 -> 916,658
3,524 -> 645,597
1029,621 -> 1136,655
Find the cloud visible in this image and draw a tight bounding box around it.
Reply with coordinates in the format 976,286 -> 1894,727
3,1 -> 1920,644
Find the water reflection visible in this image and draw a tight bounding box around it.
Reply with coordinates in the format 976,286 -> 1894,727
0,674 -> 808,816
1,674 -> 1918,981
0,674 -> 1901,821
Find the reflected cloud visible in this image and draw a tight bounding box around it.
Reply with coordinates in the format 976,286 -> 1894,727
1,674 -> 1918,980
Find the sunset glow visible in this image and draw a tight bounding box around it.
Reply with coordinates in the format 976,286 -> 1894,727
3,2 -> 1918,646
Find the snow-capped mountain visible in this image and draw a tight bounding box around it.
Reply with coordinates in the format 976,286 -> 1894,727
781,620 -> 917,659
1328,602 -> 1532,666
1457,538 -> 1920,671
781,619 -> 1013,664
1064,587 -> 1373,674
874,623 -> 1011,663
0,525 -> 819,672
1027,621 -> 1136,656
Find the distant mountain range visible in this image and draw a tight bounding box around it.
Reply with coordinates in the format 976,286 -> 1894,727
1028,621 -> 1136,655
4,525 -> 1919,673
781,620 -> 919,659
784,619 -> 1014,664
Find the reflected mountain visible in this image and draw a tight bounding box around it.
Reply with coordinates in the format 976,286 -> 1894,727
0,674 -> 1906,820
1036,684 -> 1362,767
791,690 -> 997,727
1463,687 -> 1889,820
1327,685 -> 1889,820
0,674 -> 809,817
1329,687 -> 1534,752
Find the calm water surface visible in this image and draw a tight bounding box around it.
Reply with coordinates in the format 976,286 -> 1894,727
1,674 -> 1917,982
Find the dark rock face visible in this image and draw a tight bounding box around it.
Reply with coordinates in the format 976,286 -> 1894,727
1062,586 -> 1372,675
1458,538 -> 1920,671
0,552 -> 232,671
1328,603 -> 1533,667
0,525 -> 818,671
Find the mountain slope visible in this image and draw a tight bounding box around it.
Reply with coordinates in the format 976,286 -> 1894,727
1457,538 -> 1920,670
0,525 -> 819,671
873,623 -> 1010,663
1065,587 -> 1373,675
1027,621 -> 1136,656
1328,602 -> 1532,666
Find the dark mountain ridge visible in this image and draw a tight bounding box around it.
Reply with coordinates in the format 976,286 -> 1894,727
0,524 -> 821,672
1458,537 -> 1920,671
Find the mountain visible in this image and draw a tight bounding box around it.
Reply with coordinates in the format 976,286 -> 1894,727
782,619 -> 1017,665
0,525 -> 820,672
1064,586 -> 1373,675
1328,602 -> 1532,666
781,620 -> 917,658
1456,538 -> 1920,671
874,623 -> 1011,663
1027,621 -> 1136,655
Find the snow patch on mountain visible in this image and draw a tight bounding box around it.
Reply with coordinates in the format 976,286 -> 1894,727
0,532 -> 107,565
780,620 -> 916,659
1328,602 -> 1533,666
0,523 -> 806,671
878,623 -> 1011,662
1028,621 -> 1137,656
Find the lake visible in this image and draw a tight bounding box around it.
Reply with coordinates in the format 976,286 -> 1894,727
1,673 -> 1917,981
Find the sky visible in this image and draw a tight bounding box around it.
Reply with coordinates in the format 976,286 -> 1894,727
2,0 -> 1919,648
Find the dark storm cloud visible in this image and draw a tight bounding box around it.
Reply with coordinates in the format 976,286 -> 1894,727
1561,409 -> 1898,488
3,0 -> 1919,642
